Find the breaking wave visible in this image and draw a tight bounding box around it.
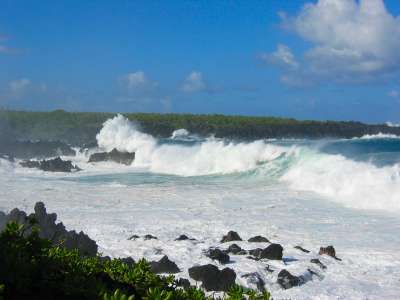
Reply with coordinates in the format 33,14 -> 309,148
95,115 -> 400,211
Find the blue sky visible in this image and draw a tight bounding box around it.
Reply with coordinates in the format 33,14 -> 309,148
1,0 -> 400,123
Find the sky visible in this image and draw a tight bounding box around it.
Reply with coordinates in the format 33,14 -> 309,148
1,0 -> 400,123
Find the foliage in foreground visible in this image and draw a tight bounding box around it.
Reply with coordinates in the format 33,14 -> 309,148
0,221 -> 272,300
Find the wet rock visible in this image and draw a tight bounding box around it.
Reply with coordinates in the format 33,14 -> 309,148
20,157 -> 81,172
176,278 -> 191,290
150,255 -> 180,274
248,248 -> 263,258
0,140 -> 75,159
144,234 -> 158,240
277,269 -> 302,289
260,243 -> 283,260
175,234 -> 195,241
319,245 -> 341,260
220,231 -> 242,243
241,272 -> 265,292
246,256 -> 260,261
128,234 -> 140,240
88,148 -> 135,165
294,246 -> 310,253
206,248 -> 230,264
226,243 -> 244,255
188,264 -> 236,292
249,244 -> 283,260
248,235 -> 270,243
0,202 -> 98,256
311,258 -> 327,270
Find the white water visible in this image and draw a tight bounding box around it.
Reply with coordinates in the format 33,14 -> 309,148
1,115 -> 400,299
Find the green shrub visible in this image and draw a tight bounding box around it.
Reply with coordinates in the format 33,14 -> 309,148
0,221 -> 272,299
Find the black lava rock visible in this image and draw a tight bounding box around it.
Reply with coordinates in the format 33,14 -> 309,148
188,264 -> 236,292
206,248 -> 230,264
259,243 -> 283,260
88,148 -> 135,165
248,235 -> 270,243
150,255 -> 180,274
277,269 -> 302,289
220,231 -> 242,243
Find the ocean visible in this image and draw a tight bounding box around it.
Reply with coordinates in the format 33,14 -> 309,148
1,115 -> 399,299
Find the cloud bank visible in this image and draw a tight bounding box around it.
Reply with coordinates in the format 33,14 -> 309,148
266,0 -> 400,85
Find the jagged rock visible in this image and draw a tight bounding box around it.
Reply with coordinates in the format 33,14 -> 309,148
175,234 -> 195,241
319,245 -> 341,260
0,140 -> 75,159
310,258 -> 327,270
128,234 -> 140,240
248,244 -> 283,260
277,269 -> 302,289
206,248 -> 230,264
226,243 -> 244,255
241,272 -> 265,292
175,234 -> 190,241
88,148 -> 135,165
20,157 -> 81,172
176,278 -> 191,290
294,246 -> 310,253
259,243 -> 283,260
150,255 -> 180,274
0,202 -> 98,256
144,234 -> 158,240
188,264 -> 236,292
119,257 -> 136,266
248,235 -> 270,243
220,231 -> 242,243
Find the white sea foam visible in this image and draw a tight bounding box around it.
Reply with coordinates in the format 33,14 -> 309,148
94,115 -> 400,212
358,132 -> 400,139
171,128 -> 189,139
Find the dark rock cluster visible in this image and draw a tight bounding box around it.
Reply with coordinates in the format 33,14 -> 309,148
0,202 -> 97,256
20,157 -> 81,172
88,148 -> 135,165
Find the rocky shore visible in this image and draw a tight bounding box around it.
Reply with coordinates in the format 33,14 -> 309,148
0,203 -> 341,294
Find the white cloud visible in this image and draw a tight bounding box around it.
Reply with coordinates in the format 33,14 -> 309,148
388,90 -> 399,98
269,0 -> 400,84
261,44 -> 298,69
121,71 -> 157,90
181,71 -> 206,93
9,78 -> 31,92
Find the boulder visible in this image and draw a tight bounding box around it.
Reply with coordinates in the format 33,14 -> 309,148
0,202 -> 97,256
150,255 -> 180,274
259,243 -> 283,260
128,234 -> 140,240
277,269 -> 302,289
176,278 -> 191,290
319,246 -> 341,260
220,231 -> 242,243
88,148 -> 135,165
188,264 -> 236,292
175,234 -> 195,241
119,257 -> 136,266
225,243 -> 245,255
294,246 -> 310,253
144,234 -> 158,240
20,157 -> 81,172
249,244 -> 283,260
206,248 -> 230,264
241,272 -> 265,292
0,140 -> 75,159
248,235 -> 270,243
